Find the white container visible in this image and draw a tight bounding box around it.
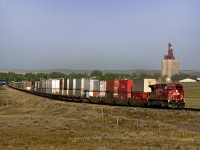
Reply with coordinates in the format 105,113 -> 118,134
41,80 -> 46,89
26,86 -> 30,91
100,81 -> 106,92
132,79 -> 156,93
90,79 -> 100,91
86,91 -> 94,98
66,79 -> 69,90
99,91 -> 106,97
52,88 -> 59,94
51,79 -> 60,89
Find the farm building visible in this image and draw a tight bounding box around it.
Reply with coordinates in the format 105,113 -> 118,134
179,78 -> 197,83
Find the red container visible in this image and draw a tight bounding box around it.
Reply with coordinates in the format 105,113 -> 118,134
132,92 -> 148,100
118,80 -> 132,92
118,92 -> 132,99
106,79 -> 119,92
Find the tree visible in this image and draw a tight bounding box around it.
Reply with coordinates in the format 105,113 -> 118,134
49,72 -> 66,79
152,72 -> 161,80
90,70 -> 103,77
90,70 -> 103,80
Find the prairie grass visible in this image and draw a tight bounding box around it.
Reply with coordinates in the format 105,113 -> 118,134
0,85 -> 200,150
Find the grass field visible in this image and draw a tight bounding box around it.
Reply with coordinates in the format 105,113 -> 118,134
183,82 -> 200,108
0,85 -> 200,150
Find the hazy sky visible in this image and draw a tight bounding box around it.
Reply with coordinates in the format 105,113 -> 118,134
0,0 -> 199,70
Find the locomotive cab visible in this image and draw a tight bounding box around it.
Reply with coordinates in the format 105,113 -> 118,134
166,84 -> 185,108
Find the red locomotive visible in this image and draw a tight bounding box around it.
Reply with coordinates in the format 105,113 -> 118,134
148,83 -> 185,108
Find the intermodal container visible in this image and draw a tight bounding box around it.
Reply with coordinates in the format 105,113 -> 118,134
99,91 -> 106,97
106,79 -> 119,92
75,89 -> 85,97
118,92 -> 132,99
62,90 -> 67,95
100,81 -> 106,92
69,89 -> 75,96
86,91 -> 99,98
75,78 -> 90,90
132,92 -> 148,99
60,78 -> 67,90
90,79 -> 100,91
69,79 -> 76,90
118,80 -> 132,92
132,79 -> 156,93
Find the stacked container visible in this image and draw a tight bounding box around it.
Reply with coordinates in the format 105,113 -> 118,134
118,80 -> 132,99
45,79 -> 60,94
25,81 -> 32,91
41,80 -> 46,93
85,79 -> 100,98
51,79 -> 60,94
75,78 -> 89,97
60,78 -> 67,95
99,81 -> 107,97
106,79 -> 119,98
69,79 -> 76,96
45,79 -> 51,94
35,81 -> 41,92
90,79 -> 100,97
132,79 -> 156,99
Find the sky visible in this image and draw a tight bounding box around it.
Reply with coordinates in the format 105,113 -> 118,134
0,0 -> 199,70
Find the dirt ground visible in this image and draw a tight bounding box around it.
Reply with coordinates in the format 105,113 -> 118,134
0,85 -> 200,150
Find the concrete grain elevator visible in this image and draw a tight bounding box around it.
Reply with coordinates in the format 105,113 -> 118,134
162,43 -> 179,80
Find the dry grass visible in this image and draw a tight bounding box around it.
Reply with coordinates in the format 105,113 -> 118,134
0,85 -> 200,149
183,82 -> 200,108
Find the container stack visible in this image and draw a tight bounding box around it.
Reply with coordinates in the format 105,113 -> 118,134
99,81 -> 106,97
60,78 -> 67,95
85,79 -> 99,98
41,80 -> 46,93
69,79 -> 76,96
35,81 -> 42,92
132,79 -> 156,99
45,79 -> 51,94
25,81 -> 32,91
75,78 -> 89,97
118,80 -> 132,99
45,79 -> 60,94
106,79 -> 119,98
51,79 -> 60,94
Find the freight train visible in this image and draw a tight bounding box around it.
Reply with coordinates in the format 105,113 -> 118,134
8,78 -> 185,109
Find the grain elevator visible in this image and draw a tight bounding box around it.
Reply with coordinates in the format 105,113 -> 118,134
162,43 -> 179,80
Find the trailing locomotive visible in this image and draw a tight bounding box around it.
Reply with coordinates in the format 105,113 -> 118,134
8,78 -> 185,109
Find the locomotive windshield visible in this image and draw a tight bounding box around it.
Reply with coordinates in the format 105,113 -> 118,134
167,85 -> 183,90
167,86 -> 175,90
